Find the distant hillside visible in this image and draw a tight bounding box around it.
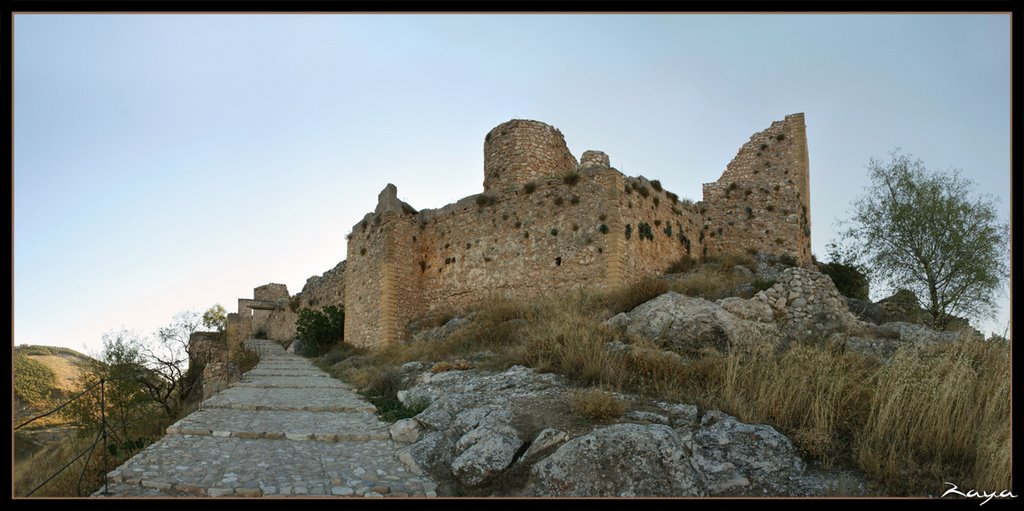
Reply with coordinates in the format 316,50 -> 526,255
13,345 -> 97,425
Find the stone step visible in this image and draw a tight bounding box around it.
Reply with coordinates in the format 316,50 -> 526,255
242,372 -> 328,379
203,387 -> 375,413
231,376 -> 352,389
166,409 -> 389,441
99,435 -> 436,497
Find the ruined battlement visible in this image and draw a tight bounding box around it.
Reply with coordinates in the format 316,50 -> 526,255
228,113 -> 813,350
340,114 -> 813,348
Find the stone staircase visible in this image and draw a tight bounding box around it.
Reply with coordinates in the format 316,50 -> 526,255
95,339 -> 437,497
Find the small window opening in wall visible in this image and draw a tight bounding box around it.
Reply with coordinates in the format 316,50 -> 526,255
555,257 -> 562,267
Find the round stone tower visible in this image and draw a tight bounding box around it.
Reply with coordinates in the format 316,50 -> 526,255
483,119 -> 578,193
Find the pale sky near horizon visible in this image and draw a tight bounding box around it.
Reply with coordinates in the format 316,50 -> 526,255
13,13 -> 1013,356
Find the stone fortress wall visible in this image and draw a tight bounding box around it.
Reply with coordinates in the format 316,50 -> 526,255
219,114 -> 812,349
701,113 -> 812,264
342,114 -> 812,348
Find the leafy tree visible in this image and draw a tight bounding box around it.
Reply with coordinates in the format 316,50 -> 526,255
837,150 -> 1008,329
202,304 -> 227,333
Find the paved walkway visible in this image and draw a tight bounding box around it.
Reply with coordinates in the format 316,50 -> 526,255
95,339 -> 437,498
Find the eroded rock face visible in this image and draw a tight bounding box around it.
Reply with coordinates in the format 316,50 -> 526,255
623,292 -> 782,354
394,366 -> 569,492
390,364 -> 862,497
527,424 -> 701,497
690,411 -> 806,495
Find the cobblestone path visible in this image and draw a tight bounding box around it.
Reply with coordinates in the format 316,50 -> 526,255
95,339 -> 437,498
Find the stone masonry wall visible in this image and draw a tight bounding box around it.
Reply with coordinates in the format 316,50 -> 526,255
296,260 -> 347,311
417,172 -> 615,318
700,113 -> 811,264
189,331 -> 230,400
227,117 -> 811,350
345,174 -> 618,348
616,174 -> 705,280
340,115 -> 810,349
483,119 -> 578,193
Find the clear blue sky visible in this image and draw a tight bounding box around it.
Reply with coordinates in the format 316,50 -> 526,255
13,14 -> 1012,355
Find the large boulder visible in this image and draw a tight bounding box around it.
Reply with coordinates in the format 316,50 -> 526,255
396,431 -> 453,478
719,297 -> 774,323
623,292 -> 781,355
527,423 -> 701,497
450,409 -> 524,487
395,366 -> 570,493
690,411 -> 806,495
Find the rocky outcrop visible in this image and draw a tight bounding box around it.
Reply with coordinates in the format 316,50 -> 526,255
392,365 -> 868,497
615,292 -> 782,355
833,321 -> 967,359
528,423 -> 701,497
690,411 -> 806,495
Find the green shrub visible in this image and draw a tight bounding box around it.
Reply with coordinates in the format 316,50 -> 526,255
358,367 -> 428,422
777,254 -> 798,267
820,261 -> 870,300
753,278 -> 776,293
637,222 -> 654,241
563,172 -> 580,186
296,305 -> 346,357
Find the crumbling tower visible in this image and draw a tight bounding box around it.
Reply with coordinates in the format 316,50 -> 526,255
482,119 -> 578,192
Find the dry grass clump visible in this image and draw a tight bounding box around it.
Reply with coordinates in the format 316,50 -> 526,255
14,433 -> 105,496
715,337 -> 1011,494
232,345 -> 261,374
597,277 -> 669,315
856,340 -> 1010,493
570,388 -> 626,420
430,359 -> 473,373
668,266 -> 744,300
512,294 -> 620,384
720,343 -> 873,464
666,255 -> 699,274
707,252 -> 758,272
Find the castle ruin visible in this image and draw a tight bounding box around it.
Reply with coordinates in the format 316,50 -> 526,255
226,113 -> 812,351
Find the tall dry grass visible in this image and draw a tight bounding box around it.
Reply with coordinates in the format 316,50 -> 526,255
14,428 -> 108,497
719,343 -> 874,464
856,340 -> 1011,493
328,280 -> 1010,496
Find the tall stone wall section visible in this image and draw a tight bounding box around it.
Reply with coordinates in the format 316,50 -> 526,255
615,174 -> 705,280
700,113 -> 811,264
296,260 -> 347,311
188,331 -> 232,400
339,114 -> 812,349
483,120 -> 578,193
345,173 -> 621,348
